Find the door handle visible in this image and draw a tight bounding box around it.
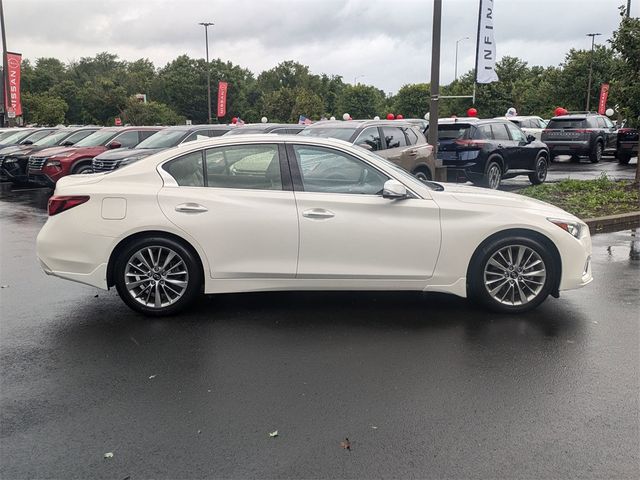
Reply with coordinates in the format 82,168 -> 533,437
408,150 -> 418,156
175,203 -> 208,213
302,208 -> 335,219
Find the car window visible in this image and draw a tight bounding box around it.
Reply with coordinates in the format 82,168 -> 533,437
205,144 -> 282,190
138,130 -> 157,141
506,123 -> 527,142
520,119 -> 533,128
382,127 -> 408,149
353,127 -> 383,151
292,145 -> 388,195
476,124 -> 493,139
64,130 -> 96,144
596,117 -> 606,128
209,129 -> 228,137
437,124 -> 473,140
162,151 -> 205,187
184,130 -> 212,142
603,117 -> 614,129
24,130 -> 55,143
491,123 -> 511,141
113,130 -> 141,147
405,128 -> 419,145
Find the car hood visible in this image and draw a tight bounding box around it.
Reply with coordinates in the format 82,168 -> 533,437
94,147 -> 161,161
49,146 -> 107,158
441,183 -> 578,219
30,146 -> 77,158
0,145 -> 27,156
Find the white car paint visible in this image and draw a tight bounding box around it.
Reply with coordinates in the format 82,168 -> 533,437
495,116 -> 548,141
36,135 -> 592,312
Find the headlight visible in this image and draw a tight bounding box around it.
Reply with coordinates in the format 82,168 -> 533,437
548,218 -> 588,239
4,157 -> 17,163
45,160 -> 62,167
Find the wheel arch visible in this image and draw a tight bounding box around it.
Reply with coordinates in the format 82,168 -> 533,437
466,227 -> 562,298
70,157 -> 94,173
486,152 -> 505,172
411,163 -> 433,179
106,230 -> 206,289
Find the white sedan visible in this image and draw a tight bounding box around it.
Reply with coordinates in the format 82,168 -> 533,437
36,135 -> 592,316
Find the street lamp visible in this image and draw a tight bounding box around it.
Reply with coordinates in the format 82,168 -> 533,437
454,36 -> 469,81
353,75 -> 365,85
585,32 -> 601,111
199,22 -> 214,124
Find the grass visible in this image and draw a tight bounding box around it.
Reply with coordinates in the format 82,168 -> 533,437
518,174 -> 639,219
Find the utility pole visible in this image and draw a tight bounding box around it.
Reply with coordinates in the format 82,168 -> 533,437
1,0 -> 9,127
454,37 -> 469,81
199,22 -> 214,124
428,0 -> 446,181
585,32 -> 601,111
627,0 -> 631,16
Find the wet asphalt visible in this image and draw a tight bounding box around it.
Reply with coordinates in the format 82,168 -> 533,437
0,160 -> 638,479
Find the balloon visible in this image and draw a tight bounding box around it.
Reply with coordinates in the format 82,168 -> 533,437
261,116 -> 268,123
386,113 -> 395,120
231,117 -> 238,124
396,114 -> 404,120
554,107 -> 567,117
342,113 -> 350,121
373,116 -> 380,120
330,116 -> 336,121
605,108 -> 614,117
424,113 -> 430,120
467,107 -> 478,117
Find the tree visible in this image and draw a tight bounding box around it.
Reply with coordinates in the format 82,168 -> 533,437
121,97 -> 184,125
336,84 -> 385,119
393,83 -> 429,118
22,93 -> 68,125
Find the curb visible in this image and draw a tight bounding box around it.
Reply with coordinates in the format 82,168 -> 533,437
584,211 -> 640,234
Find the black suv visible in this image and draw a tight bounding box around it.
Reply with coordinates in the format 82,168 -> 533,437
541,112 -> 617,163
432,118 -> 550,189
616,127 -> 638,165
92,125 -> 232,173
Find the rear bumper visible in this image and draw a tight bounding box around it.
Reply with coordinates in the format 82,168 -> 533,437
544,141 -> 590,154
617,141 -> 638,155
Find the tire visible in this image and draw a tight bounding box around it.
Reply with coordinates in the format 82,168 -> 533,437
412,166 -> 432,183
569,155 -> 581,163
468,235 -> 557,313
483,159 -> 502,189
73,163 -> 94,174
114,236 -> 202,316
589,141 -> 603,163
617,153 -> 631,165
528,154 -> 548,185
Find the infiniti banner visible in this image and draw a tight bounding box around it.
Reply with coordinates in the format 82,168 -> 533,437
475,0 -> 499,84
4,52 -> 23,116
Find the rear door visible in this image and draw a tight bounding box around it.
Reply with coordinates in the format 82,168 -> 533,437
600,116 -> 617,151
490,122 -> 516,168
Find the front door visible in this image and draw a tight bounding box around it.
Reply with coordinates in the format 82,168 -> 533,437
286,143 -> 441,280
157,143 -> 299,279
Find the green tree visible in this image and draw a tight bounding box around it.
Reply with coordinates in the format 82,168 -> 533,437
393,83 -> 429,118
22,92 -> 68,125
121,97 -> 184,125
336,84 -> 385,119
290,88 -> 324,121
610,7 -> 640,127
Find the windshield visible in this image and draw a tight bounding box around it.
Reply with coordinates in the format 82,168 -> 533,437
135,129 -> 187,148
0,131 -> 19,142
0,129 -> 36,145
33,130 -> 72,146
74,129 -> 118,147
299,127 -> 357,142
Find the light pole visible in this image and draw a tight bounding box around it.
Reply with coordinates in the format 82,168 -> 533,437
585,32 -> 601,111
199,22 -> 214,124
454,36 -> 469,81
353,75 -> 364,85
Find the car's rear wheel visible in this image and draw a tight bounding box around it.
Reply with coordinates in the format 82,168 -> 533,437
528,154 -> 548,185
412,166 -> 432,183
617,153 -> 631,165
589,141 -> 603,163
114,237 -> 202,316
483,160 -> 502,189
468,235 -> 556,313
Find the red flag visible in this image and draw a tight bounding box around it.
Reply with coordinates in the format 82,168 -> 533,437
5,52 -> 22,116
597,83 -> 609,115
217,81 -> 228,117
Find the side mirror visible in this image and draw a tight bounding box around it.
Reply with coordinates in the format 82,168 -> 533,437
107,140 -> 122,149
382,179 -> 408,199
357,143 -> 373,151
22,140 -> 33,145
526,134 -> 536,143
61,140 -> 74,146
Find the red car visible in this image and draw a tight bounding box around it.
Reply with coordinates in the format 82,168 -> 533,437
28,126 -> 160,187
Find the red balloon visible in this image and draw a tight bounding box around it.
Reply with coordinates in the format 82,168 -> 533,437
396,114 -> 404,120
232,117 -> 238,124
467,107 -> 478,117
386,113 -> 395,120
554,107 -> 568,117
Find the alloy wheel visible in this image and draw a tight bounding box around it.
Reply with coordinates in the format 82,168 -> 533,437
536,158 -> 548,182
487,164 -> 501,189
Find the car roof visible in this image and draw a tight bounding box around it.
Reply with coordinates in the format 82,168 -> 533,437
494,115 -> 542,121
306,120 -> 415,128
549,114 -> 593,120
160,124 -> 231,132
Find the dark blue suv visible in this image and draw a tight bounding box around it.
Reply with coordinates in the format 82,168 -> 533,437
431,118 -> 550,189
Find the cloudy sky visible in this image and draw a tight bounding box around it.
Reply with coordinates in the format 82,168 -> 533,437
4,0 -> 633,93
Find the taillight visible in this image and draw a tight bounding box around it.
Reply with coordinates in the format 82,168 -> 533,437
454,139 -> 486,148
48,195 -> 90,216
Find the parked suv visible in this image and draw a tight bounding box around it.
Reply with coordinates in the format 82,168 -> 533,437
541,112 -> 617,162
1,127 -> 98,184
616,127 -> 639,165
92,125 -> 231,173
299,120 -> 435,181
28,126 -> 161,187
430,118 -> 550,189
495,116 -> 547,141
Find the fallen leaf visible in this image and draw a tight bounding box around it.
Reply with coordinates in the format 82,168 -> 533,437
148,375 -> 157,379
269,430 -> 278,437
104,452 -> 114,459
340,438 -> 351,451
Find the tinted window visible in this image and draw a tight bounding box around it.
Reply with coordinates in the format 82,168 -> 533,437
113,130 -> 141,148
209,129 -> 229,137
382,127 -> 408,149
292,145 -> 388,195
205,144 -> 281,190
491,123 -> 511,140
506,123 -> 527,142
0,130 -> 36,144
354,127 -> 382,151
139,130 -> 157,141
547,119 -> 587,129
184,130 -> 214,142
75,129 -> 119,147
437,124 -> 472,140
476,124 -> 493,139
162,151 -> 205,187
24,130 -> 55,143
137,129 -> 187,148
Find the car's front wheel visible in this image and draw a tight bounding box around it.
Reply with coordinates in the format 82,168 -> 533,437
114,236 -> 202,316
528,154 -> 548,185
468,235 -> 556,313
73,163 -> 94,175
412,166 -> 432,183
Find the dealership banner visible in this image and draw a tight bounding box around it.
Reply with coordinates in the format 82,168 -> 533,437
475,0 -> 499,84
217,81 -> 228,118
597,83 -> 609,115
4,52 -> 23,116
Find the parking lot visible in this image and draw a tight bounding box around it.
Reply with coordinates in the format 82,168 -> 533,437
0,171 -> 638,479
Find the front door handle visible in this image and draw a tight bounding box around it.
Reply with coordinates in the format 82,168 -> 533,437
302,208 -> 335,219
175,203 -> 208,213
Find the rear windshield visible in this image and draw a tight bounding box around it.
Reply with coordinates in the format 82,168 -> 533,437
436,124 -> 472,140
299,127 -> 357,142
547,119 -> 587,129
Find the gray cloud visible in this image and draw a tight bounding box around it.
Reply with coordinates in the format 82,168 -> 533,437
4,0 -> 630,93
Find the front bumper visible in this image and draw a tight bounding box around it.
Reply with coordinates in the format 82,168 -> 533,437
28,172 -> 55,187
1,158 -> 29,183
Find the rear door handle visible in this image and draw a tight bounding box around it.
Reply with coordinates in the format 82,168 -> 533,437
175,203 -> 208,213
302,208 -> 335,219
